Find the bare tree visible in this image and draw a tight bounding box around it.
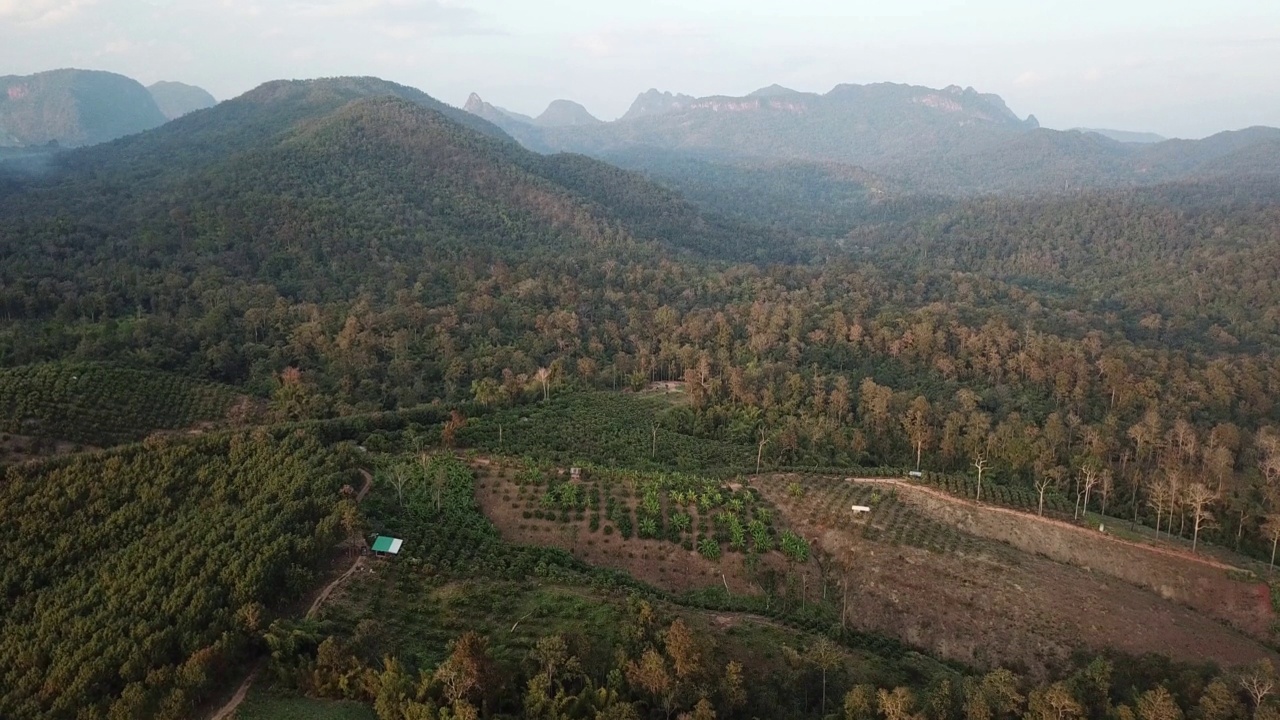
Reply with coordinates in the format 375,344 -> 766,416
535,366 -> 552,401
1034,466 -> 1066,517
390,464 -> 411,507
1098,468 -> 1115,518
1034,473 -> 1056,517
1185,482 -> 1217,552
1264,514 -> 1280,574
1078,465 -> 1101,521
972,451 -> 989,503
1147,479 -> 1171,538
1239,659 -> 1276,711
756,427 -> 770,475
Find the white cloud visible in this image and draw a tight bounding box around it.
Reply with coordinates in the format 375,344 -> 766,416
571,22 -> 712,58
1013,70 -> 1043,86
0,0 -> 96,24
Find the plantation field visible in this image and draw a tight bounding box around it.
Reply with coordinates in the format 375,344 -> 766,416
471,458 -> 815,595
754,473 -> 1278,674
0,431 -> 358,720
0,362 -> 245,451
459,391 -> 757,471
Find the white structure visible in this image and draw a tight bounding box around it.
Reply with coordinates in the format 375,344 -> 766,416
851,505 -> 872,514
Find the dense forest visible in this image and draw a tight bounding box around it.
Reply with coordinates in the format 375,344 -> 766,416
3,75 -> 1280,718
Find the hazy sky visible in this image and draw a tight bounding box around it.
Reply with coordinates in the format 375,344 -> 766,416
3,0 -> 1279,138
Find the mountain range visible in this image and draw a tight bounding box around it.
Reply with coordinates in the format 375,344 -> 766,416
464,92 -> 601,131
0,75 -> 784,289
464,82 -> 1280,198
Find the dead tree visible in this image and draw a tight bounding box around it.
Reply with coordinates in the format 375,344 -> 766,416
972,451 -> 989,503
1185,482 -> 1217,552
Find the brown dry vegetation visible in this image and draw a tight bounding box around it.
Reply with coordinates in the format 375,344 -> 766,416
754,473 -> 1277,674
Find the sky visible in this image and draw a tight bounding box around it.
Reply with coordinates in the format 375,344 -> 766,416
2,0 -> 1279,138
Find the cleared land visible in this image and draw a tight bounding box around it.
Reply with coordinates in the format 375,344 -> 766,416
753,473 -> 1277,674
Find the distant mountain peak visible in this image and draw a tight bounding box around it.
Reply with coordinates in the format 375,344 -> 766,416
536,99 -> 600,127
147,81 -> 216,120
461,91 -> 534,128
621,89 -> 697,121
748,84 -> 801,98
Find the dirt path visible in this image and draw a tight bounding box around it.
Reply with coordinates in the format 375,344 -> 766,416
208,668 -> 260,720
307,556 -> 365,618
204,468 -> 375,720
846,476 -> 1244,573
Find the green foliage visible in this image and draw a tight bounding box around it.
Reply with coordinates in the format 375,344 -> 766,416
463,393 -> 756,472
697,538 -> 722,561
780,531 -> 810,563
0,430 -> 355,719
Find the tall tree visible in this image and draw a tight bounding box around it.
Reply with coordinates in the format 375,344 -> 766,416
1185,482 -> 1217,552
902,396 -> 934,471
972,451 -> 990,503
806,638 -> 844,717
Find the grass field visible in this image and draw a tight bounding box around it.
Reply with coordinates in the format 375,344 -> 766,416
232,687 -> 376,720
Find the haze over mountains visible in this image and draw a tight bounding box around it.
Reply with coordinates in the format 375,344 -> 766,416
0,69 -> 215,148
466,82 -> 1280,198
5,65 -> 1280,244
146,80 -> 217,120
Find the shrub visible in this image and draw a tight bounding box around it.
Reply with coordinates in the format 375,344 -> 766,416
698,538 -> 721,560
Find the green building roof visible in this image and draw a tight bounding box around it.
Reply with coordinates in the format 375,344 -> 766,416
371,536 -> 403,554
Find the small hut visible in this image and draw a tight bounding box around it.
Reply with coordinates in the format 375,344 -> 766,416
371,535 -> 403,557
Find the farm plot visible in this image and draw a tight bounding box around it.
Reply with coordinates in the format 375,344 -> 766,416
472,458 -> 813,595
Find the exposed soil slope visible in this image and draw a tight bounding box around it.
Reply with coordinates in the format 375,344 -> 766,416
755,474 -> 1276,674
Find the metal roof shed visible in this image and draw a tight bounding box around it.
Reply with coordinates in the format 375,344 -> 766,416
371,536 -> 403,555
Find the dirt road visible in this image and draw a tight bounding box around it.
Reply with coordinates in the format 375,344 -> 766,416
205,468 -> 374,720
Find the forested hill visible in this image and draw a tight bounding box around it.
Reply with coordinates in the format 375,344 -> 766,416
855,179 -> 1280,354
1,76 -> 783,262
